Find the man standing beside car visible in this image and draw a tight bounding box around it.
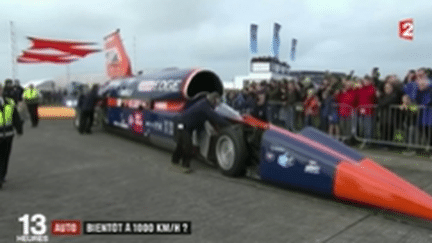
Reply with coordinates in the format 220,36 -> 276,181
171,92 -> 229,173
78,84 -> 99,134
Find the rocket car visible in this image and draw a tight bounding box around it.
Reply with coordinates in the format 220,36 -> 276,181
89,29 -> 432,222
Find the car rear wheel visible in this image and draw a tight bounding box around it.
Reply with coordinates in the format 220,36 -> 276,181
215,126 -> 247,177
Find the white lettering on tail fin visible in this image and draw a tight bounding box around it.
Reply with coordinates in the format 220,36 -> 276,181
104,29 -> 133,79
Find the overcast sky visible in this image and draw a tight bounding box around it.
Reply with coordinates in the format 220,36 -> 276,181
0,0 -> 431,84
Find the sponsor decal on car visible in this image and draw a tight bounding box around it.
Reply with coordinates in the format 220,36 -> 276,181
138,79 -> 182,93
304,160 -> 320,175
138,80 -> 157,92
277,152 -> 294,168
146,121 -> 163,132
265,152 -> 275,162
128,114 -> 134,127
118,89 -> 133,97
154,79 -> 182,92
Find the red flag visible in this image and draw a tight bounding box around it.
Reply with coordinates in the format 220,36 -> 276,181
17,36 -> 100,64
28,37 -> 100,57
17,50 -> 77,64
17,56 -> 41,63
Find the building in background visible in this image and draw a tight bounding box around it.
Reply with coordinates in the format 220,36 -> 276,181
234,56 -> 291,88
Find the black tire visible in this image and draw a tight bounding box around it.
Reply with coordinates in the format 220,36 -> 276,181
215,126 -> 248,177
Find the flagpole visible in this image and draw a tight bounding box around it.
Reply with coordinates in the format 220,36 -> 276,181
10,21 -> 17,81
133,36 -> 136,73
66,64 -> 70,83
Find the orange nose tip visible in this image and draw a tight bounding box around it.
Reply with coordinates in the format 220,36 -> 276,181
358,158 -> 432,200
334,160 -> 432,221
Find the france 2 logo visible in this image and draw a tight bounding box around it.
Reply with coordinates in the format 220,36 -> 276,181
399,18 -> 414,41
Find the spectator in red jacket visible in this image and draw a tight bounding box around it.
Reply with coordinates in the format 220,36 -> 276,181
356,76 -> 377,142
336,79 -> 357,141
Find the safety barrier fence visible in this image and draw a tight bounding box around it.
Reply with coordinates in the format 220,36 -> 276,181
353,104 -> 432,150
235,101 -> 432,151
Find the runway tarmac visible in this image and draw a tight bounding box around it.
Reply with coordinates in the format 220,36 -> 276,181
1,120 -> 432,243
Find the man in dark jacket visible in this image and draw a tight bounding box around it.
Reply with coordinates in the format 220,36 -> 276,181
252,81 -> 268,121
13,80 -> 24,104
171,92 -> 229,173
377,82 -> 399,142
267,80 -> 282,123
2,79 -> 15,102
78,84 -> 99,134
0,84 -> 23,189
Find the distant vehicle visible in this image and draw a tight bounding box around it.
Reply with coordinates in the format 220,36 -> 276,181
63,81 -> 86,108
94,29 -> 432,222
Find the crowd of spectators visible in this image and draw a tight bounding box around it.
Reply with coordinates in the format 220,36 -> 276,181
224,67 -> 432,150
39,89 -> 66,105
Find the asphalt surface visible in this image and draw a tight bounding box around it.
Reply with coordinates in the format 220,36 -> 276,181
1,120 -> 432,243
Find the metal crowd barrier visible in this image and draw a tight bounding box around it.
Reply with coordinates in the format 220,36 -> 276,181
354,104 -> 432,150
265,101 -> 355,141
230,100 -> 432,151
266,101 -> 305,132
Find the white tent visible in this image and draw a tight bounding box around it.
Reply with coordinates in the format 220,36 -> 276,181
23,79 -> 56,92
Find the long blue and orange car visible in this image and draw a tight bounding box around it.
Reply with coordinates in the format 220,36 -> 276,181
86,29 -> 432,222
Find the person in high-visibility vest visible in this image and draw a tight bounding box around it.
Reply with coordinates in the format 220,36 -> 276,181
0,84 -> 23,189
23,84 -> 40,127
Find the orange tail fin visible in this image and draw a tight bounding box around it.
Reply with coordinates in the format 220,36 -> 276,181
104,29 -> 133,79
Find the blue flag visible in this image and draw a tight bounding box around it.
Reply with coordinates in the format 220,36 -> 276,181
271,23 -> 281,58
250,24 -> 258,54
290,38 -> 297,61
